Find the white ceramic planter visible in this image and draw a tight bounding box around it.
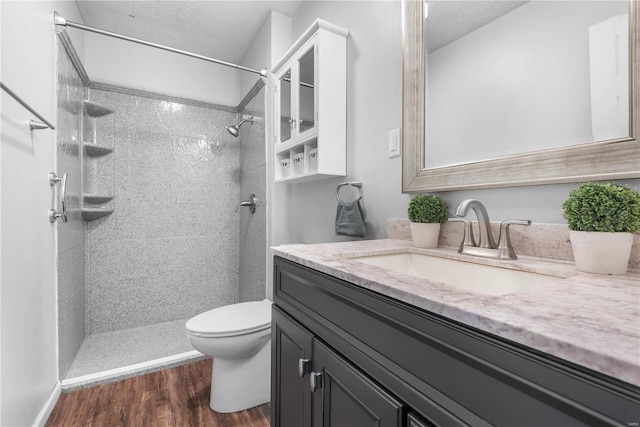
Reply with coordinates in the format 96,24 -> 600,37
569,230 -> 634,275
410,223 -> 441,249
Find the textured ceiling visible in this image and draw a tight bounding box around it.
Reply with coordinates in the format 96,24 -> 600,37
426,1 -> 529,52
75,1 -> 303,64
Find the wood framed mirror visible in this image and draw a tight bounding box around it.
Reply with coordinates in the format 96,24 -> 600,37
402,0 -> 639,193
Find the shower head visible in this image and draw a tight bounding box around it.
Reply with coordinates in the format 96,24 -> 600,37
226,117 -> 254,137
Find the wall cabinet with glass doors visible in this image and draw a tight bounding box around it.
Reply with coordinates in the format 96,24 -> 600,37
273,20 -> 348,183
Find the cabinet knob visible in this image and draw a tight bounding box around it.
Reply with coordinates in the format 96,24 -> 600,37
298,358 -> 312,378
310,371 -> 323,392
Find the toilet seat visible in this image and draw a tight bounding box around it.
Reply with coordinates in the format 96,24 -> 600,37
186,299 -> 272,338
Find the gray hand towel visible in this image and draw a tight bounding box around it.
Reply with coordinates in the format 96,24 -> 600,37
335,200 -> 366,238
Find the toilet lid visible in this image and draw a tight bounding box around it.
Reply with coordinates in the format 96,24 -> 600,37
186,299 -> 272,337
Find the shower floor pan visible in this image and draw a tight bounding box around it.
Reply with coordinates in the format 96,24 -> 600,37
62,318 -> 205,391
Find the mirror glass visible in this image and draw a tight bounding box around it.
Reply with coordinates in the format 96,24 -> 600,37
402,0 -> 638,193
298,47 -> 315,134
279,69 -> 291,143
425,0 -> 629,168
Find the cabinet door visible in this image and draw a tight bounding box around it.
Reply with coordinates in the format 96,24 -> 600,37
297,43 -> 316,137
278,67 -> 293,144
271,306 -> 314,427
311,340 -> 404,427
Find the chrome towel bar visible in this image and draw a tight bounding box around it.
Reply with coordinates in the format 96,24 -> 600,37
0,82 -> 55,130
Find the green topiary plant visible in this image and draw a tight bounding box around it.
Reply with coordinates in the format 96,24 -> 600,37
408,194 -> 448,224
562,182 -> 640,233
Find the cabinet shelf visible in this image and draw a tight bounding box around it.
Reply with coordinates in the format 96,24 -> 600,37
83,143 -> 114,158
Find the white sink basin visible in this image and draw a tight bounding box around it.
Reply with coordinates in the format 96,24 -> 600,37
349,252 -> 561,296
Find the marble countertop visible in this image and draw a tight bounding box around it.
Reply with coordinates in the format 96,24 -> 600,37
271,239 -> 640,387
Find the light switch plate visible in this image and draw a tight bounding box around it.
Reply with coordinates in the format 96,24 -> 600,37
388,128 -> 401,158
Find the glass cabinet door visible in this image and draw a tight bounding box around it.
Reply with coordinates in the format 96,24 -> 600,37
297,46 -> 315,135
279,69 -> 292,143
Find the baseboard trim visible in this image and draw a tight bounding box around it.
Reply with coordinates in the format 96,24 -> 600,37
61,350 -> 205,391
33,381 -> 61,427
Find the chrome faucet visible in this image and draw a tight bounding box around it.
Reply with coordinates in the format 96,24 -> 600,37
450,199 -> 531,260
454,199 -> 496,249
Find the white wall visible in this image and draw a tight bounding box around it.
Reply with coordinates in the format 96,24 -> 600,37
0,2 -> 84,425
239,12 -> 272,99
272,0 -> 407,244
83,31 -> 241,106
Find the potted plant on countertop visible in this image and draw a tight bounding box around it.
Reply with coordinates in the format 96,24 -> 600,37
408,194 -> 448,248
562,182 -> 640,275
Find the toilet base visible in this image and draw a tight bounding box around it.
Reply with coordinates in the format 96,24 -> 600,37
209,337 -> 271,413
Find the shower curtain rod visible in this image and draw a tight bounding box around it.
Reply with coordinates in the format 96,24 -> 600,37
54,12 -> 267,78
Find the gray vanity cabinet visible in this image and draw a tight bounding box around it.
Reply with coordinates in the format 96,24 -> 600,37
271,306 -> 404,427
272,256 -> 640,426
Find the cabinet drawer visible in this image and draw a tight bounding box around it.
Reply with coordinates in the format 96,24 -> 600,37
274,256 -> 640,426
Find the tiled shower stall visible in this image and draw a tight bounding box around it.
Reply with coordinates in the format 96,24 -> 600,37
56,40 -> 267,380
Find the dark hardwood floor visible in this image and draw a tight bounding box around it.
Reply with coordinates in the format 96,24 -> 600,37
46,358 -> 270,427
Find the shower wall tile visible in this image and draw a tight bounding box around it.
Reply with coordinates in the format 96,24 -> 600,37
239,88 -> 267,302
93,113 -> 116,149
89,236 -> 237,332
171,104 -> 214,138
83,154 -> 115,197
58,291 -> 86,379
57,42 -> 87,378
92,90 -> 172,135
58,245 -> 87,308
86,89 -> 240,333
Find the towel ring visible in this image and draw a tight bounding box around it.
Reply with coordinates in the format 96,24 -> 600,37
336,181 -> 363,202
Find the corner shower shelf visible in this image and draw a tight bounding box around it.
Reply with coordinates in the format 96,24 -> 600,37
83,144 -> 114,158
81,207 -> 114,221
81,100 -> 115,221
84,101 -> 114,118
83,194 -> 114,205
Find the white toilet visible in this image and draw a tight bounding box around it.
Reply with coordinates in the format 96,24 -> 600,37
186,299 -> 272,413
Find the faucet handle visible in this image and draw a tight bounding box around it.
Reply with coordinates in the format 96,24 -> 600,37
497,220 -> 531,259
448,217 -> 476,248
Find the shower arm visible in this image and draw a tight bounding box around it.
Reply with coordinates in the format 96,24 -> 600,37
54,12 -> 268,78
